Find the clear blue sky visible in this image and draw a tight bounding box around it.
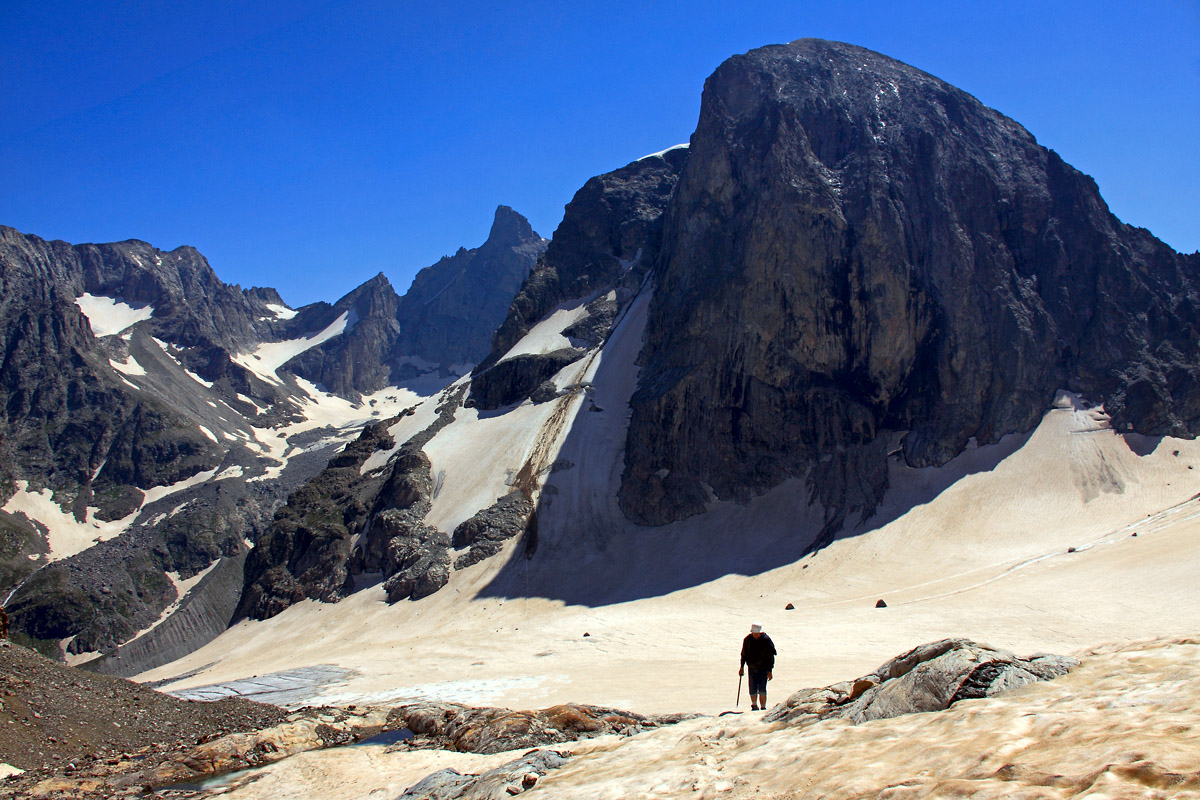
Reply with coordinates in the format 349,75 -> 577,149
2,1 -> 1196,307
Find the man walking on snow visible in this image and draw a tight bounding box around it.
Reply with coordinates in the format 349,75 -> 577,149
739,622 -> 776,711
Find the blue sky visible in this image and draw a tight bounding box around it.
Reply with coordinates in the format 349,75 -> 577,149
2,1 -> 1197,307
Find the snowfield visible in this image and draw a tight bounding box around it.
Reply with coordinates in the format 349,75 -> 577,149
233,310 -> 356,384
110,282 -> 1200,798
74,293 -> 154,336
140,283 -> 1200,727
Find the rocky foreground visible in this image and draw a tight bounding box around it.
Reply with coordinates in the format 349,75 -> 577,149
4,635 -> 1196,798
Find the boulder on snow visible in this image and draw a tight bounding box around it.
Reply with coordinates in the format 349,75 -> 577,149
764,638 -> 1077,725
398,749 -> 570,800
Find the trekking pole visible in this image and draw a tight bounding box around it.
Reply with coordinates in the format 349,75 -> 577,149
736,670 -> 742,708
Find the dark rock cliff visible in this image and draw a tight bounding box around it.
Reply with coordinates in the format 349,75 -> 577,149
480,150 -> 688,373
0,228 -> 226,511
469,150 -> 688,409
282,273 -> 404,397
621,39 -> 1200,529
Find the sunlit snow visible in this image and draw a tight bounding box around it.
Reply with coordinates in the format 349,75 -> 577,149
110,354 -> 147,377
233,311 -> 356,384
265,303 -> 298,320
74,293 -> 154,337
637,142 -> 689,161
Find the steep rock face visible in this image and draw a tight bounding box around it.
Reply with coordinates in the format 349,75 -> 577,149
395,206 -> 547,368
479,149 -> 688,373
622,39 -> 1200,527
282,273 -> 404,397
236,386 -> 466,621
0,228 -> 225,510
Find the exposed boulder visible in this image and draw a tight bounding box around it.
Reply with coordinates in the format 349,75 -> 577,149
764,638 -> 1077,725
379,511 -> 450,602
388,701 -> 686,755
398,749 -> 570,800
623,38 -> 1200,530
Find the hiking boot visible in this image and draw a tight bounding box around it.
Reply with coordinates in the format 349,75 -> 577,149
750,704 -> 759,710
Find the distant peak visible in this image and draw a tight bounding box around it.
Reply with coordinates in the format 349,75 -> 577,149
487,205 -> 537,245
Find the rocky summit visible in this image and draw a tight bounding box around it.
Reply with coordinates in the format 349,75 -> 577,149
621,39 -> 1200,530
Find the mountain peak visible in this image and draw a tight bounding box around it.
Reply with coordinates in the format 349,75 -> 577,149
486,205 -> 537,247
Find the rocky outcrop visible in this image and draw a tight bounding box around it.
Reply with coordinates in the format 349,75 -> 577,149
234,416 -> 404,620
280,207 -> 544,398
622,39 -> 1200,529
237,386 -> 467,620
388,701 -> 686,755
452,492 -> 535,568
468,349 -> 586,410
283,273 -> 404,397
765,638 -> 1077,725
0,227 -> 225,513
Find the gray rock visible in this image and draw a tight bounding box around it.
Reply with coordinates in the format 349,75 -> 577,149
398,749 -> 570,800
394,206 -> 548,368
468,348 -> 585,410
764,638 -> 1077,725
385,700 -> 684,756
285,207 -> 545,398
452,493 -> 534,569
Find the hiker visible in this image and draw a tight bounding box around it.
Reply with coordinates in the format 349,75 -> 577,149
739,622 -> 776,710
0,604 -> 8,641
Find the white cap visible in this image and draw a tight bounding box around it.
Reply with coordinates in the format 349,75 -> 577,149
750,623 -> 763,633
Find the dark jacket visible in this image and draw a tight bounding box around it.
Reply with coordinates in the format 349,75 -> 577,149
740,632 -> 776,671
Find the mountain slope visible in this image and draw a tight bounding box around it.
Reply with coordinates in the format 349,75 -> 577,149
0,208 -> 540,669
